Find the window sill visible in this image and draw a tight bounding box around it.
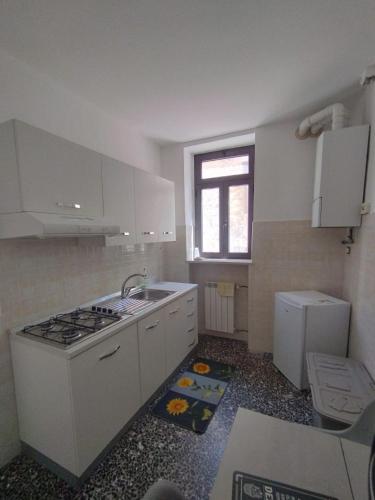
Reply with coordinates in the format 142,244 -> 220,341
187,258 -> 252,266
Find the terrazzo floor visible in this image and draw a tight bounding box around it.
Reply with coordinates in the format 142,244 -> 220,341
0,335 -> 313,500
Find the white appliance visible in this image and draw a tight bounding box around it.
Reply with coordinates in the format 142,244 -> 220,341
273,291 -> 350,390
312,125 -> 369,228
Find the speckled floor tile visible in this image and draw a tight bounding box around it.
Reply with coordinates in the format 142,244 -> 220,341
0,335 -> 312,500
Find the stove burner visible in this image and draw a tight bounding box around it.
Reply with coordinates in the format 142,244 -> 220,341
22,307 -> 121,347
62,330 -> 82,340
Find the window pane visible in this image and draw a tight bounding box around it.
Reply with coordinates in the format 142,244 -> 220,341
201,188 -> 220,253
202,155 -> 249,179
229,184 -> 248,253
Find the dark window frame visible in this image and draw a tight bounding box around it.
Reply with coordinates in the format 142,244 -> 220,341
194,145 -> 254,260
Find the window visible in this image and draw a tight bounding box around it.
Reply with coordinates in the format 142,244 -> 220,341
194,145 -> 254,259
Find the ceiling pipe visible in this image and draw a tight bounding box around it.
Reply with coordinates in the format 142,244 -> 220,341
295,103 -> 348,139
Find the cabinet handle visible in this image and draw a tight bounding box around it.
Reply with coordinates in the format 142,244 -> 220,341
142,231 -> 155,235
188,340 -> 196,347
187,327 -> 195,333
187,312 -> 194,317
99,345 -> 120,360
163,231 -> 173,235
146,320 -> 160,331
187,297 -> 194,303
56,201 -> 81,209
169,308 -> 180,315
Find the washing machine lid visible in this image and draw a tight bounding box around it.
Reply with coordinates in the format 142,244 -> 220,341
276,290 -> 348,308
306,352 -> 375,424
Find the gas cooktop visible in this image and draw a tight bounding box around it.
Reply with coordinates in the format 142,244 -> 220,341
22,308 -> 122,347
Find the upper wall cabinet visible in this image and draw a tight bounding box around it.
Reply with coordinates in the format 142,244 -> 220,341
134,169 -> 159,243
0,119 -> 176,243
134,169 -> 176,243
101,157 -> 136,245
156,176 -> 176,242
0,120 -> 103,217
312,125 -> 369,228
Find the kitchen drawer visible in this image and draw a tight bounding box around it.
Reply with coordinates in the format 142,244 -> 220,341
138,310 -> 166,402
70,324 -> 141,475
183,290 -> 197,314
164,297 -> 185,374
184,324 -> 197,353
185,309 -> 196,328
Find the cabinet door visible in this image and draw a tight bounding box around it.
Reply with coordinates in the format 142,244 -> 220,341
134,169 -> 159,243
164,297 -> 185,374
182,290 -> 198,355
70,324 -> 141,474
15,121 -> 103,216
157,177 -> 176,242
102,157 -> 136,244
138,310 -> 166,402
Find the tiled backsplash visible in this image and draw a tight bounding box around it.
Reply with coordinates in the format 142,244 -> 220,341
0,238 -> 164,467
343,213 -> 375,379
249,220 -> 346,352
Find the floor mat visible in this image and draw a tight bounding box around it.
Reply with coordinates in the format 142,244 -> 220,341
152,357 -> 234,433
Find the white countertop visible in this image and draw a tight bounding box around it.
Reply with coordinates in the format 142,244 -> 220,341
11,281 -> 197,359
211,408 -> 370,500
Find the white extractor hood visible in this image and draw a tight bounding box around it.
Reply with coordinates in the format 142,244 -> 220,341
0,212 -> 121,239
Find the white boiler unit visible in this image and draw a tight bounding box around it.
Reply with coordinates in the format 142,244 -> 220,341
273,291 -> 350,390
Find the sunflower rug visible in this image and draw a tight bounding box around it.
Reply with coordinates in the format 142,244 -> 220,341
152,358 -> 234,433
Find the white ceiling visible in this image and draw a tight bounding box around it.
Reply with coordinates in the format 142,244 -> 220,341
1,0 -> 375,144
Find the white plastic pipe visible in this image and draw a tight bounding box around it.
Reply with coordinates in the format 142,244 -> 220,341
296,103 -> 348,139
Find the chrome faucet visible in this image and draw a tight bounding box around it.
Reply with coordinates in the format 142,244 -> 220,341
121,273 -> 146,299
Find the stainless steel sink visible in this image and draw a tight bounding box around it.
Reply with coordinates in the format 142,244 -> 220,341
92,289 -> 175,316
130,289 -> 175,301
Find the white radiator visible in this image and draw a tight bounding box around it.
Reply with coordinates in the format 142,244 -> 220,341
205,282 -> 234,334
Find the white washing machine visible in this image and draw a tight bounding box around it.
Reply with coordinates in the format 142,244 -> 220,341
273,291 -> 350,390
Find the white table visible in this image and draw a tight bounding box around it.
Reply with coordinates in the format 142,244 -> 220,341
211,408 -> 371,500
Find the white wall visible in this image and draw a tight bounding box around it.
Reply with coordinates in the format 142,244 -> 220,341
0,49 -> 161,174
253,119 -> 316,221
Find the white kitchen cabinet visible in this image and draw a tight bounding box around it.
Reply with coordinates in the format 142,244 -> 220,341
70,324 -> 141,475
101,157 -> 136,245
164,297 -> 185,373
164,289 -> 198,373
138,310 -> 166,402
0,120 -> 103,217
134,169 -> 159,243
11,323 -> 141,478
11,285 -> 197,483
156,176 -> 176,242
182,289 -> 198,356
134,169 -> 176,243
0,119 -> 177,242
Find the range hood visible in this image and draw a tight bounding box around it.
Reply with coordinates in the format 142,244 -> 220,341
0,212 -> 121,239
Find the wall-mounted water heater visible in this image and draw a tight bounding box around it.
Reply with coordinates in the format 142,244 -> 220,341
312,124 -> 369,227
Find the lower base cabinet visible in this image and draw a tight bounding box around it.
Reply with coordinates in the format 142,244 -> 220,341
11,286 -> 197,482
71,324 -> 141,475
138,309 -> 166,403
164,289 -> 198,374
